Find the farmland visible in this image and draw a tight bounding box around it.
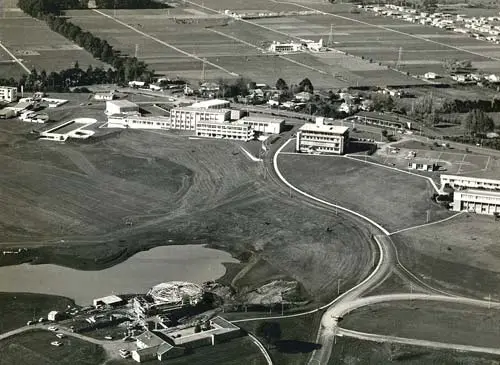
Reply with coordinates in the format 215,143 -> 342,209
341,300 -> 500,348
329,337 -> 500,365
0,11 -> 107,77
0,119 -> 373,303
277,154 -> 452,232
392,213 -> 500,300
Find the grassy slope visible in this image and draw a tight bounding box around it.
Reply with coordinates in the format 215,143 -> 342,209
329,337 -> 500,365
393,213 -> 500,300
278,154 -> 451,232
0,330 -> 105,365
340,301 -> 500,348
0,293 -> 76,334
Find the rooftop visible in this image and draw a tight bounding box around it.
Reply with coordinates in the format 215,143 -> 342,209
299,123 -> 349,134
172,106 -> 231,114
136,330 -> 165,348
239,116 -> 285,124
94,295 -> 123,305
460,189 -> 500,198
190,99 -> 230,108
442,174 -> 500,183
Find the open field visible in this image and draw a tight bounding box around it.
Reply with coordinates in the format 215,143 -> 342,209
277,154 -> 452,232
107,336 -> 267,365
0,293 -> 76,334
341,300 -> 500,348
0,119 -> 373,303
0,13 -> 107,74
0,330 -> 105,365
329,337 -> 500,365
238,311 -> 323,365
393,213 -> 500,300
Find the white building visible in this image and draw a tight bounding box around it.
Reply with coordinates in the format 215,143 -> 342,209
0,86 -> 17,103
296,118 -> 349,154
238,116 -> 284,134
441,174 -> 500,191
169,107 -> 230,131
452,189 -> 500,215
107,114 -> 171,129
94,91 -> 116,101
190,99 -> 230,110
196,121 -> 254,141
268,41 -> 303,53
105,100 -> 140,115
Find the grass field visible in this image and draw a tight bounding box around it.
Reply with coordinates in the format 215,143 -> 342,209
0,120 -> 373,303
107,336 -> 267,365
277,154 -> 452,232
238,311 -> 323,365
341,300 -> 500,348
0,330 -> 105,365
329,337 -> 500,365
0,293 -> 76,334
393,213 -> 500,300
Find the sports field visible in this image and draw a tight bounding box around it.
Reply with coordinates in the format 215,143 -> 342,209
277,153 -> 452,232
375,139 -> 500,180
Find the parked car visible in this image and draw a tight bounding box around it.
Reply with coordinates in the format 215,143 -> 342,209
48,326 -> 58,331
56,333 -> 65,339
50,341 -> 63,347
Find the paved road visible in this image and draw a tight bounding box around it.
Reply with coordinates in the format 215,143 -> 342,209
337,327 -> 500,356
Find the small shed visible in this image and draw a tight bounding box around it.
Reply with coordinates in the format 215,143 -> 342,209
93,295 -> 124,308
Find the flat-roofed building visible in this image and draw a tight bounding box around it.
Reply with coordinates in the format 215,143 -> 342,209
196,120 -> 253,141
105,100 -> 139,115
0,86 -> 17,103
238,115 -> 284,134
296,118 -> 349,154
107,114 -> 171,129
441,174 -> 500,191
94,91 -> 116,101
452,189 -> 500,215
190,99 -> 230,109
170,107 -> 230,131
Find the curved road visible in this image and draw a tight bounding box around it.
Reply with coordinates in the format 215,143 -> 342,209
272,138 -> 500,364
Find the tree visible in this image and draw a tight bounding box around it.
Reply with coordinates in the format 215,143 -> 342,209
275,78 -> 288,91
422,0 -> 437,13
256,322 -> 281,349
463,109 -> 494,135
298,77 -> 314,93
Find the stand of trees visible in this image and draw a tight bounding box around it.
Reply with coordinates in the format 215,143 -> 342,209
463,109 -> 495,135
95,0 -> 170,8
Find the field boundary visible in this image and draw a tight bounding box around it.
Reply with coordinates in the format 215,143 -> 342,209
389,211 -> 465,236
0,41 -> 30,73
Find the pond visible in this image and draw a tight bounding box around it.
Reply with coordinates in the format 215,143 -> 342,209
0,245 -> 238,305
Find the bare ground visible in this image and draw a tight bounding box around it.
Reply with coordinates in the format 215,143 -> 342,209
0,121 -> 372,303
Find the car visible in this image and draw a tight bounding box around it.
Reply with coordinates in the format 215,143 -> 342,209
26,320 -> 35,326
104,336 -> 113,340
38,317 -> 45,323
56,333 -> 65,339
119,349 -> 130,358
48,326 -> 58,331
50,341 -> 63,347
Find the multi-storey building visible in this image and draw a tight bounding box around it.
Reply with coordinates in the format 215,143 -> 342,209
169,107 -> 230,131
296,119 -> 349,154
0,86 -> 17,103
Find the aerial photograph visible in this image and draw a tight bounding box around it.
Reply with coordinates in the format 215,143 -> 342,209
1,0 -> 500,363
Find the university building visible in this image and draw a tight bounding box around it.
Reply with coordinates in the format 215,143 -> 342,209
296,118 -> 349,154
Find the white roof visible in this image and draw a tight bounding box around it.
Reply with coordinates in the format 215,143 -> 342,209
93,295 -> 123,304
106,99 -> 138,108
190,99 -> 229,108
173,106 -> 230,114
299,123 -> 349,134
239,116 -> 284,124
460,189 -> 500,197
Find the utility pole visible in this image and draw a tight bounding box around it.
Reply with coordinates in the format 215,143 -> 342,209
328,24 -> 334,47
337,279 -> 341,295
488,294 -> 492,309
135,44 -> 139,58
426,209 -> 431,223
281,302 -> 284,316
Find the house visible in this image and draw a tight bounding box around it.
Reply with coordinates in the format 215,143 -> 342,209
294,91 -> 312,102
337,102 -> 357,114
132,330 -> 184,363
94,91 -> 116,101
485,74 -> 500,83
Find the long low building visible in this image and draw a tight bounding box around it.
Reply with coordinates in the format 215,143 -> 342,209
105,99 -> 140,115
441,174 -> 500,191
107,114 -> 171,129
196,120 -> 254,141
296,118 -> 349,154
452,189 -> 500,215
